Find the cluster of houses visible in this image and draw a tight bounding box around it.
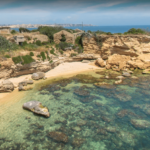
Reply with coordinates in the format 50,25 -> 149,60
0,26 -> 84,45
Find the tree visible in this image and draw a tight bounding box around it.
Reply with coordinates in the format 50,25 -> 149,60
60,34 -> 66,42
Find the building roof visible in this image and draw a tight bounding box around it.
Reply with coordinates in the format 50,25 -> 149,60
0,27 -> 10,29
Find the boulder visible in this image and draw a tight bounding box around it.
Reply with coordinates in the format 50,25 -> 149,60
122,72 -> 131,77
0,80 -> 14,92
130,119 -> 150,130
31,72 -> 45,80
18,85 -> 25,91
23,101 -> 50,117
96,58 -> 106,67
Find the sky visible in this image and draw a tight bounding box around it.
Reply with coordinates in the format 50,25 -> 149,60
0,0 -> 150,25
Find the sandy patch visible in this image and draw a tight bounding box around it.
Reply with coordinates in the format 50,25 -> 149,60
0,62 -> 101,103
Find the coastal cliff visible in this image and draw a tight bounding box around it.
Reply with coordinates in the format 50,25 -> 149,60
82,35 -> 150,71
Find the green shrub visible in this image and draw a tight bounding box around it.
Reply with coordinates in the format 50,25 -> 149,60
0,64 -> 1,68
19,28 -> 30,33
0,36 -> 19,51
58,42 -> 72,51
38,26 -> 64,42
22,43 -> 38,51
60,34 -> 66,42
12,56 -> 22,64
22,41 -> 27,46
30,52 -> 34,56
12,55 -> 34,64
36,40 -> 42,46
22,55 -> 34,64
31,29 -> 38,32
40,52 -> 46,61
42,41 -> 49,45
45,45 -> 49,48
4,55 -> 11,58
70,53 -> 77,57
11,30 -> 17,34
27,37 -> 31,41
49,60 -> 53,63
75,36 -> 82,46
55,44 -> 60,50
59,50 -> 63,54
107,32 -> 113,35
50,48 -> 56,55
124,28 -> 146,34
37,54 -> 41,58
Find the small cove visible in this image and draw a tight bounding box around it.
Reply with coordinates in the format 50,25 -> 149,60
0,70 -> 150,149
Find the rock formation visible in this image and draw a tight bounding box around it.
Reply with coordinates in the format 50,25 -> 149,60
23,101 -> 50,117
82,35 -> 150,71
0,80 -> 14,92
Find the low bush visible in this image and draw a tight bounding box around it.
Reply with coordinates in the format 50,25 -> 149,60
45,45 -> 49,48
36,40 -> 42,46
42,41 -> 49,45
12,55 -> 34,64
22,43 -> 38,51
11,30 -> 17,34
30,52 -> 34,56
22,55 -> 34,64
124,28 -> 146,35
4,55 -> 11,58
50,48 -> 56,55
37,54 -> 41,58
40,52 -> 46,61
19,28 -> 30,33
58,42 -> 72,51
59,50 -> 63,55
70,53 -> 77,57
12,56 -> 22,64
0,64 -> 1,68
0,36 -> 19,51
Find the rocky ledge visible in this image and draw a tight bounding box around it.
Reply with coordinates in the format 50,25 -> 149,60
23,101 -> 50,117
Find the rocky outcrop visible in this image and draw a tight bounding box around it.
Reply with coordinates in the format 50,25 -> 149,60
23,101 -> 50,117
0,80 -> 14,92
0,58 -> 64,80
31,72 -> 45,80
67,54 -> 99,62
83,35 -> 150,71
83,35 -> 150,57
96,58 -> 106,67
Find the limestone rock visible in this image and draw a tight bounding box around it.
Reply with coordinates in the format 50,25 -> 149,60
0,80 -> 14,92
23,101 -> 50,117
96,58 -> 106,67
122,72 -> 131,77
31,72 -> 45,80
130,119 -> 150,130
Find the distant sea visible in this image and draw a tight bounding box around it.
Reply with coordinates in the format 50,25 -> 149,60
12,25 -> 150,33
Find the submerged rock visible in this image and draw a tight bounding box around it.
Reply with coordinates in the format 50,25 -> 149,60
72,138 -> 85,147
130,119 -> 150,130
48,131 -> 68,143
23,101 -> 50,117
72,126 -> 82,132
77,120 -> 87,126
0,80 -> 14,92
31,72 -> 45,80
74,89 -> 90,97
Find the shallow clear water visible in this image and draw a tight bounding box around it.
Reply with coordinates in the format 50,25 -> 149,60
1,70 -> 150,150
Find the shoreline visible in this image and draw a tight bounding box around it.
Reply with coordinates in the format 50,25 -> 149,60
0,62 -> 101,104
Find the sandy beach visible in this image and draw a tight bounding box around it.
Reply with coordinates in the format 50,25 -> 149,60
0,62 -> 101,102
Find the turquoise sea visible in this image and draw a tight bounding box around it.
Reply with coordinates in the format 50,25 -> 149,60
12,25 -> 150,33
1,70 -> 150,149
